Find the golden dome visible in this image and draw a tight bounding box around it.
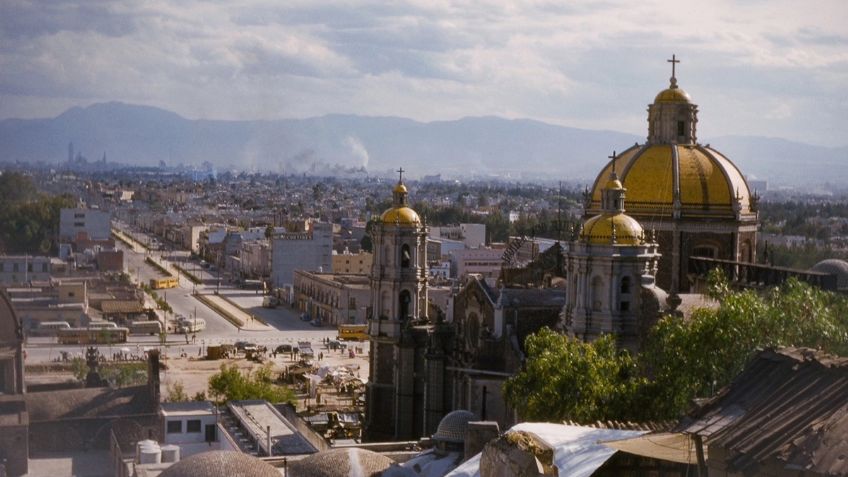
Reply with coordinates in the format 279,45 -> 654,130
588,144 -> 753,220
604,178 -> 624,190
654,86 -> 692,103
580,213 -> 644,245
393,183 -> 408,194
381,206 -> 421,226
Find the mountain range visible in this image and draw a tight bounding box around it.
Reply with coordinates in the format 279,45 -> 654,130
1,102 -> 845,186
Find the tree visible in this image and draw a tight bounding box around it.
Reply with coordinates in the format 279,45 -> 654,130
208,363 -> 295,405
505,270 -> 848,422
166,381 -> 190,402
504,330 -> 643,422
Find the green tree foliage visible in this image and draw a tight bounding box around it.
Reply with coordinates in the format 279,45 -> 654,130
166,381 -> 190,402
208,363 -> 295,405
0,172 -> 75,254
504,330 -> 643,422
505,271 -> 848,422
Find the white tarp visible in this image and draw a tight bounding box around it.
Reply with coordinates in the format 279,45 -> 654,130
445,423 -> 646,477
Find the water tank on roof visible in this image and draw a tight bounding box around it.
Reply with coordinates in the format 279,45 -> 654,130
138,441 -> 162,464
160,444 -> 180,463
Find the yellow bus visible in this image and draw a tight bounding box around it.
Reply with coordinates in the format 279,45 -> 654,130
57,327 -> 129,344
337,324 -> 368,341
150,276 -> 179,289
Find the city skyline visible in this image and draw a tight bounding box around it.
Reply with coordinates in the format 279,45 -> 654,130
1,0 -> 847,147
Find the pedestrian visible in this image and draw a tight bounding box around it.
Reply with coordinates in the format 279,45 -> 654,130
319,352 -> 323,361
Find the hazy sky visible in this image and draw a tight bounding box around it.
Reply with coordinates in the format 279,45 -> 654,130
2,0 -> 846,146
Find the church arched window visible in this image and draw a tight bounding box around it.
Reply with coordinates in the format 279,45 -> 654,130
401,244 -> 411,268
620,276 -> 631,294
591,276 -> 604,312
399,290 -> 412,319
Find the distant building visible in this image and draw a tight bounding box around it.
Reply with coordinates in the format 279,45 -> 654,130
0,255 -> 52,284
331,250 -> 372,275
59,208 -> 111,242
450,248 -> 504,286
270,222 -> 333,287
293,271 -> 370,325
430,223 -> 486,249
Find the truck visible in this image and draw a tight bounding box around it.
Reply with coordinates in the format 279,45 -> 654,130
176,317 -> 206,333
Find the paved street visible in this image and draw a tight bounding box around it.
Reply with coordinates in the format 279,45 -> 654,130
24,224 -> 358,365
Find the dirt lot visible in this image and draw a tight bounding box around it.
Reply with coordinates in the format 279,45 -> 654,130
159,342 -> 370,405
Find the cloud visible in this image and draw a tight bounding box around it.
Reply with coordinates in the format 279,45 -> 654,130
0,0 -> 847,146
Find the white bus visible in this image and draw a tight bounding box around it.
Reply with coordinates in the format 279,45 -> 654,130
88,321 -> 118,330
32,321 -> 72,336
129,320 -> 163,336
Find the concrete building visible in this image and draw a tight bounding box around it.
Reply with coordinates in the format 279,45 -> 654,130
430,224 -> 487,249
270,222 -> 332,287
450,248 -> 505,286
161,401 -> 219,445
0,255 -> 52,284
293,271 -> 370,325
59,208 -> 111,242
332,250 -> 372,275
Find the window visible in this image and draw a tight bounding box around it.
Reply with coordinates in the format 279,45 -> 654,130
167,420 -> 182,434
620,276 -> 631,294
401,244 -> 411,268
693,246 -> 717,258
74,213 -> 85,218
620,301 -> 630,312
591,276 -> 604,312
12,263 -> 18,273
68,292 -> 75,298
27,263 -> 33,272
187,419 -> 201,433
677,121 -> 685,136
41,263 -> 48,272
74,221 -> 85,227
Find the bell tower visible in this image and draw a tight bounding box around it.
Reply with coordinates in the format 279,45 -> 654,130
366,168 -> 429,440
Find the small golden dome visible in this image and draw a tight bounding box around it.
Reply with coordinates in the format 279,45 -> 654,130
381,206 -> 421,226
393,183 -> 408,194
580,213 -> 644,245
654,86 -> 692,103
604,178 -> 624,190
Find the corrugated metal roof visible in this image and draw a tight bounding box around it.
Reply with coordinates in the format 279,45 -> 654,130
679,348 -> 848,475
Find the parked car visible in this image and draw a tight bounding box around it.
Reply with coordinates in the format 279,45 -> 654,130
275,344 -> 293,354
234,341 -> 256,351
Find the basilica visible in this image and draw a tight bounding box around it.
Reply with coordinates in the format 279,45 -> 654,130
366,58 -> 760,440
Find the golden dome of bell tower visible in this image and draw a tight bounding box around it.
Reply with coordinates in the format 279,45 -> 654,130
647,55 -> 699,145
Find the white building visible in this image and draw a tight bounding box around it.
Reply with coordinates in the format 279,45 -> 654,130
59,208 -> 111,241
161,401 -> 219,445
450,248 -> 504,286
270,222 -> 333,287
430,223 -> 486,249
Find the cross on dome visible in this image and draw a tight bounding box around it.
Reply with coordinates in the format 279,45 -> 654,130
397,167 -> 405,183
667,54 -> 680,88
609,151 -> 617,178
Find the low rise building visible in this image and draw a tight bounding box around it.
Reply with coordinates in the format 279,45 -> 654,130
293,271 -> 370,326
331,250 -> 372,275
